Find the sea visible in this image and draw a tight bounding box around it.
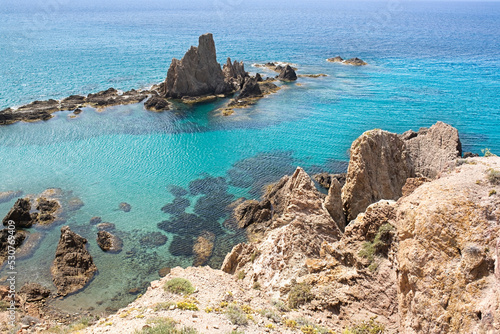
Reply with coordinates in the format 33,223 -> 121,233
0,0 -> 499,313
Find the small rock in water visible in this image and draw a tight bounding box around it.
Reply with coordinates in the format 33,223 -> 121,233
119,202 -> 131,212
158,267 -> 171,277
89,216 -> 102,225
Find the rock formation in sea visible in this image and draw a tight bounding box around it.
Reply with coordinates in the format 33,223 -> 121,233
163,33 -> 232,99
0,228 -> 28,267
97,230 -> 123,253
327,56 -> 368,66
277,64 -> 298,81
51,226 -> 97,296
222,57 -> 248,90
2,198 -> 34,228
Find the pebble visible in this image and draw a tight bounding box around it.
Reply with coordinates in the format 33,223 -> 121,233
213,325 -> 219,329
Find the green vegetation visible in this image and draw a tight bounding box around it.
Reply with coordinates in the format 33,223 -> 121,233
342,317 -> 385,334
154,302 -> 176,311
272,299 -> 291,312
225,304 -> 249,326
163,278 -> 195,295
358,223 -> 395,263
489,189 -> 497,196
482,148 -> 497,157
487,169 -> 500,185
252,281 -> 261,290
287,282 -> 313,309
258,308 -> 281,323
237,270 -> 246,280
251,250 -> 261,262
134,317 -> 198,334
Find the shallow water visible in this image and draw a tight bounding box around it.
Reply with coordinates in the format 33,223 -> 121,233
0,0 -> 499,313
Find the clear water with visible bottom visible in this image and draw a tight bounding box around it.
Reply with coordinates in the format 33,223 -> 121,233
0,0 -> 499,313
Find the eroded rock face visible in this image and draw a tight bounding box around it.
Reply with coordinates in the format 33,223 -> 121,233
238,77 -> 262,99
164,33 -> 232,98
342,129 -> 413,222
277,65 -> 297,81
324,178 -> 346,231
223,167 -> 342,289
402,121 -> 462,178
0,229 -> 27,266
223,57 -> 248,90
2,198 -> 33,228
396,157 -> 500,333
51,226 -> 97,296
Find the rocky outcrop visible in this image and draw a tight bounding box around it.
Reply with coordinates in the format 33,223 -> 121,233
33,197 -> 60,226
19,283 -> 51,302
402,121 -> 462,178
97,230 -> 123,253
119,202 -> 131,212
277,65 -> 297,81
327,56 -> 368,66
163,33 -> 232,99
192,231 -> 215,267
342,129 -> 413,222
2,198 -> 34,228
238,77 -> 262,99
223,167 -> 342,288
344,57 -> 368,66
324,178 -> 346,231
396,157 -> 500,333
223,58 -> 248,90
51,226 -> 97,296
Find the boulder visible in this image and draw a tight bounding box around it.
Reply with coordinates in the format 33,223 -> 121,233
32,197 -> 60,226
2,198 -> 33,228
163,33 -> 232,98
51,226 -> 97,296
342,129 -> 413,222
96,230 -> 123,253
402,121 -> 462,178
277,65 -> 297,81
192,231 -> 215,266
144,95 -> 170,111
19,283 -> 51,302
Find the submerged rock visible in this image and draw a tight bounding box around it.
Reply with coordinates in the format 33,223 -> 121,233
139,231 -> 168,247
2,198 -> 33,228
163,33 -> 232,98
192,231 -> 216,266
0,190 -> 23,204
119,202 -> 131,212
97,230 -> 123,253
277,65 -> 298,81
169,235 -> 195,257
0,229 -> 28,267
51,226 -> 97,296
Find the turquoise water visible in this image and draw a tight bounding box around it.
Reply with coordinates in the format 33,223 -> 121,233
0,0 -> 499,313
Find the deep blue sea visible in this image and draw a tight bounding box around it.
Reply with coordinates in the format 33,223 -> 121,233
0,0 -> 499,313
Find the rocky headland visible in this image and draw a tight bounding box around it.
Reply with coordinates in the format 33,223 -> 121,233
3,122 -> 497,333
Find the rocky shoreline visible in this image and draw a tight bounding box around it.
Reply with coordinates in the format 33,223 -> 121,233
1,121 -> 498,333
